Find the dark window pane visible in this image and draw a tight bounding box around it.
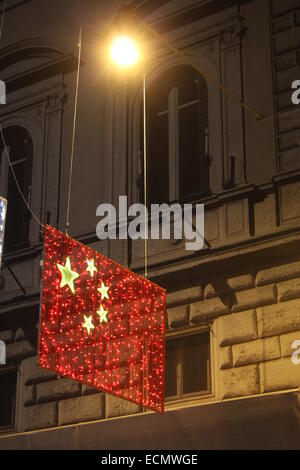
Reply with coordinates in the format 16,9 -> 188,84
0,369 -> 17,428
165,331 -> 210,399
178,76 -> 209,201
182,332 -> 210,395
0,126 -> 33,252
6,162 -> 27,248
178,68 -> 199,106
141,65 -> 209,204
179,103 -> 200,200
165,337 -> 179,397
148,81 -> 168,115
148,113 -> 169,204
1,127 -> 28,163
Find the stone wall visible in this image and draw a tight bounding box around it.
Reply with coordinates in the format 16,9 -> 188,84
19,356 -> 141,432
271,0 -> 300,171
0,255 -> 296,432
167,258 -> 300,401
0,306 -> 140,432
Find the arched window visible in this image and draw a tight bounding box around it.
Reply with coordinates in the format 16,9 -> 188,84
139,64 -> 210,205
0,126 -> 33,252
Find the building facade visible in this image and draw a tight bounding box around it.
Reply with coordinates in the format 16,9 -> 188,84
0,0 -> 300,449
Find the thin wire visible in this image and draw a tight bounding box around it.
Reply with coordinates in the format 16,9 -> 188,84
131,10 -> 263,121
0,124 -> 44,228
66,27 -> 82,236
0,0 -> 6,42
142,73 -> 147,278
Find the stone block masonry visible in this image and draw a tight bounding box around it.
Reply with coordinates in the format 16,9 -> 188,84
217,310 -> 258,346
4,255 -> 300,432
58,394 -> 105,426
164,257 -> 300,402
216,257 -> 300,400
260,358 -> 300,392
232,337 -> 281,367
220,365 -> 260,399
36,378 -> 81,403
257,299 -> 300,337
22,402 -> 57,432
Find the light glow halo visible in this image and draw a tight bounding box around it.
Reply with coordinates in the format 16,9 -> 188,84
110,35 -> 139,68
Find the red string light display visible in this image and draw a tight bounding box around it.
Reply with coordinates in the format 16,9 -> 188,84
38,225 -> 166,413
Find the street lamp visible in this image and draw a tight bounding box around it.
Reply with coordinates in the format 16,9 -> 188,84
110,35 -> 139,68
109,30 -> 148,277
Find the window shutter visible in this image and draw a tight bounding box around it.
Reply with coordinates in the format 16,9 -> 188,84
198,75 -> 210,197
24,132 -> 33,205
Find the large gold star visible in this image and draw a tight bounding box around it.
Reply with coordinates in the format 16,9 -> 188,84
98,281 -> 109,300
86,258 -> 97,278
82,315 -> 95,335
57,257 -> 79,294
97,305 -> 109,324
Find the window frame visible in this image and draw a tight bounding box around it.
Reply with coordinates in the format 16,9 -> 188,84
164,326 -> 214,405
0,364 -> 18,433
0,127 -> 33,253
138,65 -> 210,206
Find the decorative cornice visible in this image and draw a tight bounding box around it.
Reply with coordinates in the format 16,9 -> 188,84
46,88 -> 68,111
220,17 -> 247,48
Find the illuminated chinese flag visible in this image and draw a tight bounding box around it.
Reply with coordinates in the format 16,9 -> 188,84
38,225 -> 166,413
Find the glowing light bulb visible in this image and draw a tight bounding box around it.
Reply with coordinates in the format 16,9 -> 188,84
110,35 -> 139,67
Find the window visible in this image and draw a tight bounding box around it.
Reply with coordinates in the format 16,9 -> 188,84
0,367 -> 17,430
0,126 -> 33,252
165,330 -> 211,399
139,65 -> 210,205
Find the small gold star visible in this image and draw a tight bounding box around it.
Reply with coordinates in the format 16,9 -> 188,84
86,258 -> 97,278
98,281 -> 110,300
57,257 -> 79,294
97,305 -> 109,324
82,315 -> 95,335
